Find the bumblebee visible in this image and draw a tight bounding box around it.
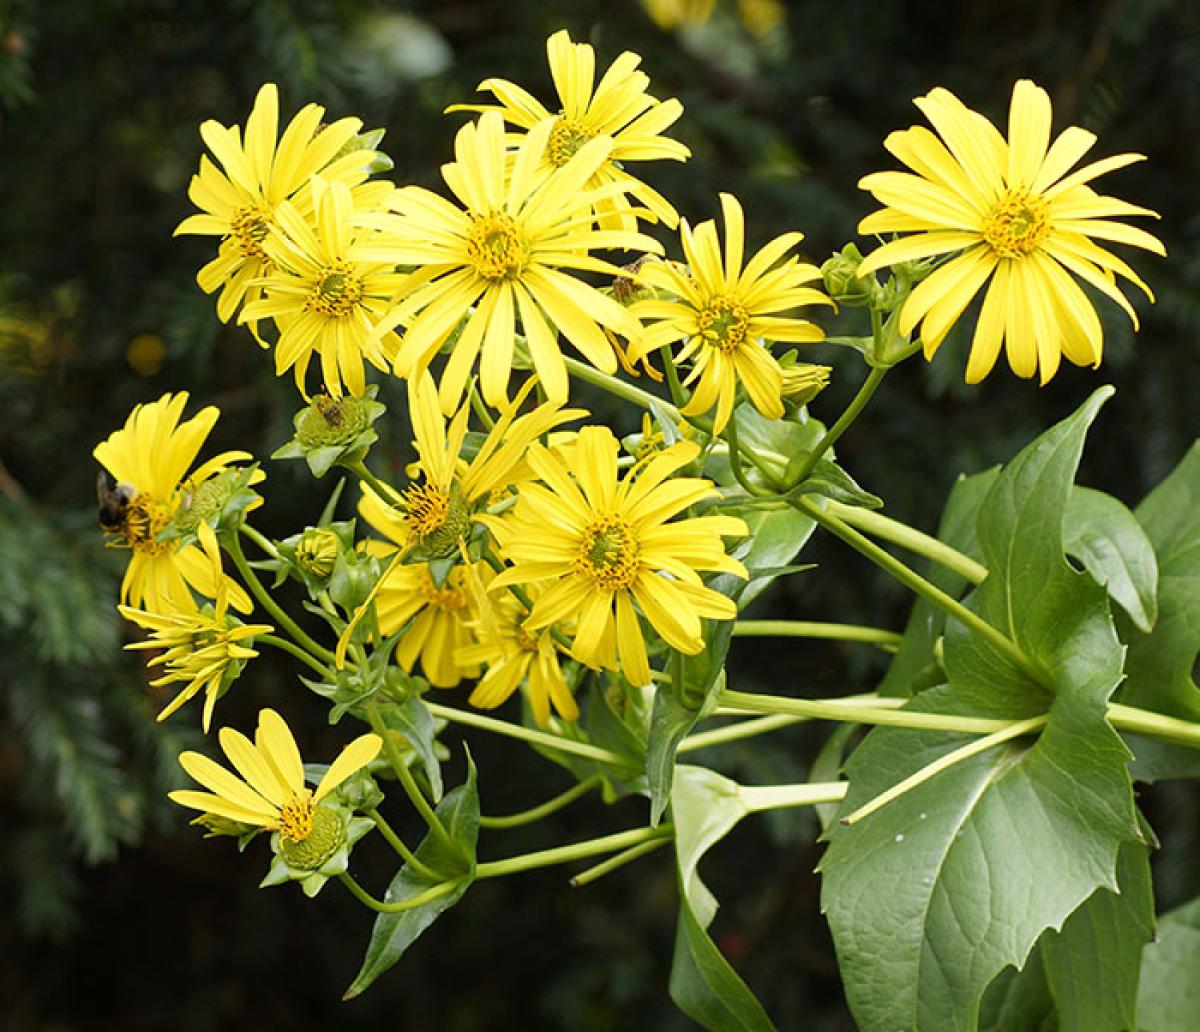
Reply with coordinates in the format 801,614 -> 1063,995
97,469 -> 136,532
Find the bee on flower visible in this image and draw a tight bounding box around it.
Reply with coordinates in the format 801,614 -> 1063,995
94,392 -> 258,615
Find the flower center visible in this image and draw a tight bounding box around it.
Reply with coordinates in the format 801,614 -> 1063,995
276,789 -> 315,843
306,261 -> 363,318
697,296 -> 751,353
278,802 -> 346,870
547,116 -> 595,167
230,205 -> 272,260
467,212 -> 529,281
577,515 -> 639,591
982,189 -> 1050,259
418,570 -> 469,612
404,483 -> 451,538
114,492 -> 173,555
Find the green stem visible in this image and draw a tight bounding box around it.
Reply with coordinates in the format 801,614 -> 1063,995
740,781 -> 848,813
842,715 -> 1048,825
259,633 -> 330,677
823,499 -> 988,584
563,356 -> 680,417
338,872 -> 461,913
475,824 -> 674,879
480,775 -> 603,829
424,701 -> 636,769
793,496 -> 1044,686
345,459 -> 401,503
1108,703 -> 1200,750
229,530 -> 335,664
732,620 -> 901,650
791,364 -> 888,484
570,837 -> 671,887
366,808 -> 441,879
719,688 -> 1015,734
658,345 -> 688,409
724,416 -> 772,497
240,523 -> 281,559
677,714 -> 805,753
365,699 -> 460,857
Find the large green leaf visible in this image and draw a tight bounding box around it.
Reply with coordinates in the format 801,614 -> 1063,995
668,766 -> 776,1032
978,963 -> 1055,1032
1137,895 -> 1200,1031
1040,837 -> 1154,1032
1063,486 -> 1158,633
344,753 -> 478,999
1120,443 -> 1200,720
821,388 -> 1141,1032
877,467 -> 997,698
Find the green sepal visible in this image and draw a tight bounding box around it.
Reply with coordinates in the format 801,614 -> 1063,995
344,751 -> 479,999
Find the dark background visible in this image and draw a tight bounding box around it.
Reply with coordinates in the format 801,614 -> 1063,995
2,1 -> 1199,1028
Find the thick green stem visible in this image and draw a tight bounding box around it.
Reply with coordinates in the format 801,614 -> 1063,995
791,364 -> 888,484
229,530 -> 335,664
259,633 -> 330,677
366,808 -> 441,880
563,356 -> 679,416
793,496 -> 1045,686
338,872 -> 461,913
345,459 -> 401,503
842,715 -> 1048,825
1108,703 -> 1200,750
475,824 -> 674,879
480,775 -> 603,830
823,499 -> 988,585
658,345 -> 688,409
740,781 -> 848,813
365,699 -> 461,857
239,523 -> 281,559
570,837 -> 671,887
724,416 -> 773,497
424,701 -> 636,768
677,714 -> 805,753
719,688 -> 1014,734
732,620 -> 901,650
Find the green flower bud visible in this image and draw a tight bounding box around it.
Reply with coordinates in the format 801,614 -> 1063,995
780,362 -> 832,406
821,243 -> 877,307
161,466 -> 262,544
272,386 -> 386,478
295,527 -> 339,578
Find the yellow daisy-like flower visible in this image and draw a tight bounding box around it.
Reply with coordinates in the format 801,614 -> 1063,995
119,524 -> 272,732
239,176 -> 403,397
94,393 -> 254,614
486,426 -> 748,687
457,572 -> 576,727
175,83 -> 380,323
359,111 -> 661,412
627,194 -> 831,433
856,79 -> 1165,384
450,29 -> 690,231
169,708 -> 381,842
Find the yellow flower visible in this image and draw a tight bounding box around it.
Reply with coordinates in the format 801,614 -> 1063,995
450,29 -> 690,231
93,393 -> 255,614
856,80 -> 1165,384
486,426 -> 748,687
627,194 -> 831,433
457,571 -> 577,727
169,708 -> 381,841
175,83 -> 381,324
119,525 -> 272,732
239,177 -> 403,397
359,111 -> 661,412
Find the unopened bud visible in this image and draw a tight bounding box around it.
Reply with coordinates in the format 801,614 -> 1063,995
780,363 -> 832,405
295,527 -> 339,578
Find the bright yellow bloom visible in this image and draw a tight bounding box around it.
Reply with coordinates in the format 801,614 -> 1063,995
169,708 -> 381,841
94,393 -> 254,614
628,194 -> 831,432
239,177 -> 403,397
175,83 -> 380,323
119,525 -> 272,732
857,80 -> 1165,384
359,111 -> 661,412
458,572 -> 576,727
486,426 -> 748,687
451,29 -> 690,231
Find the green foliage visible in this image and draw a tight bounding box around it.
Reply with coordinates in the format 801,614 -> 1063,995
1137,895 -> 1200,1032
